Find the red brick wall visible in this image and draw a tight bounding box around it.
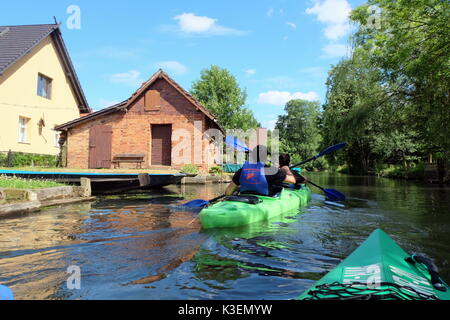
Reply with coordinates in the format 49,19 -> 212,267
66,78 -> 221,171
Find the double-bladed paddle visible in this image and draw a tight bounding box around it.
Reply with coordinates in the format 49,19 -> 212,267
182,142 -> 347,208
182,194 -> 226,209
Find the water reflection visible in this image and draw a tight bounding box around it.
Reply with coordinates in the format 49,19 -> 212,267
0,175 -> 449,300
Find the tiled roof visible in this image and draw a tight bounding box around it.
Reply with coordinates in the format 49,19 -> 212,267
0,23 -> 91,113
55,100 -> 127,130
0,24 -> 58,75
55,69 -> 223,132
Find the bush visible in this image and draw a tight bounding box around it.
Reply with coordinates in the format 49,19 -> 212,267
377,163 -> 425,180
0,153 -> 6,167
0,152 -> 58,167
181,164 -> 199,175
209,166 -> 223,176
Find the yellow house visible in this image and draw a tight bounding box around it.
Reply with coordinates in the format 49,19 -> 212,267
0,24 -> 91,156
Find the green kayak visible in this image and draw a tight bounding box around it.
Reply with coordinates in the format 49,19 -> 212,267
199,185 -> 311,229
298,229 -> 450,300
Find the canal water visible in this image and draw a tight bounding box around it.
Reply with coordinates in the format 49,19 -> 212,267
0,173 -> 449,300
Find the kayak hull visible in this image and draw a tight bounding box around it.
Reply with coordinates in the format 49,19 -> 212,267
199,186 -> 311,229
298,229 -> 450,300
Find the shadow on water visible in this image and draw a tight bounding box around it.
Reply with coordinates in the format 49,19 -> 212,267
0,174 -> 449,300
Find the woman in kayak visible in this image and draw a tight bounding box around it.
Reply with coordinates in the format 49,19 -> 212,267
225,145 -> 296,196
279,153 -> 308,187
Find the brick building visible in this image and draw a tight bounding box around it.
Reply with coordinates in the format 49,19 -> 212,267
55,69 -> 223,171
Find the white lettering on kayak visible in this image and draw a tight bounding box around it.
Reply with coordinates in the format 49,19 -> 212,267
389,265 -> 435,296
342,264 -> 382,288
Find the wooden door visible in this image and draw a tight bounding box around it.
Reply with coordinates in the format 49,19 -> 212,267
89,125 -> 112,169
151,124 -> 172,166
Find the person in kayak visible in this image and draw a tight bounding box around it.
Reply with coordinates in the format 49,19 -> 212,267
225,145 -> 296,196
279,153 -> 308,187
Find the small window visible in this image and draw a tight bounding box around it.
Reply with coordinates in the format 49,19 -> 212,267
144,90 -> 161,111
18,117 -> 30,143
37,73 -> 52,99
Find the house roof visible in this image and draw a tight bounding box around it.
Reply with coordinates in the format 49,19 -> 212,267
0,23 -> 91,113
55,69 -> 223,132
128,69 -> 217,122
55,100 -> 128,131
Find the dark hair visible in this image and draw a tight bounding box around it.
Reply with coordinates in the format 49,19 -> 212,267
279,153 -> 291,167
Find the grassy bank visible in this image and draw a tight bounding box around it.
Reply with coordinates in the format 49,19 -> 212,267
0,176 -> 66,189
375,164 -> 425,180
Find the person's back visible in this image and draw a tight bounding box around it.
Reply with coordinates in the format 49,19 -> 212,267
225,146 -> 296,196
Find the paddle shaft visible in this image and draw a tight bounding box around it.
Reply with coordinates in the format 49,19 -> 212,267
290,156 -> 318,169
307,180 -> 325,191
290,142 -> 347,169
209,194 -> 226,203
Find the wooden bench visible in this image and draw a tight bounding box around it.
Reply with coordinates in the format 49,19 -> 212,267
111,154 -> 145,169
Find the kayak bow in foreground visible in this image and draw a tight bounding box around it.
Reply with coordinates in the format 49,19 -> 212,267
298,229 -> 450,300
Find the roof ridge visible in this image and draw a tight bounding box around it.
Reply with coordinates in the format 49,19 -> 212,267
0,23 -> 58,28
124,69 -> 217,122
55,70 -> 224,131
55,100 -> 128,131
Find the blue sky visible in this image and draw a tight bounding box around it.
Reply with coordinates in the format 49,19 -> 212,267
1,0 -> 366,129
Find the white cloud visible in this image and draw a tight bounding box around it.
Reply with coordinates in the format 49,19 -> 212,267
267,8 -> 274,17
321,43 -> 348,58
173,13 -> 246,36
306,0 -> 351,40
324,23 -> 350,40
245,69 -> 256,76
110,70 -> 142,86
286,22 -> 297,29
258,91 -> 320,106
155,61 -> 188,75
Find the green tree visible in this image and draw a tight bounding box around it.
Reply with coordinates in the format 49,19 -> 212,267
350,0 -> 450,153
321,50 -> 424,173
190,65 -> 260,130
275,99 -> 323,169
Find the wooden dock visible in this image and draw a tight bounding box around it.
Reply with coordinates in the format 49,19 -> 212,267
0,169 -> 186,195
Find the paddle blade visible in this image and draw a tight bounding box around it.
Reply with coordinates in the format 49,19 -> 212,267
317,142 -> 347,158
182,199 -> 210,208
323,188 -> 346,202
